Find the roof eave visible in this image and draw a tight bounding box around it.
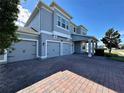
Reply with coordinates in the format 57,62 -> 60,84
50,2 -> 73,19
25,1 -> 52,27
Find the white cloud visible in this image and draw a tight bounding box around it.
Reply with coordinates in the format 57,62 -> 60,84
16,5 -> 31,27
120,31 -> 124,36
119,31 -> 124,40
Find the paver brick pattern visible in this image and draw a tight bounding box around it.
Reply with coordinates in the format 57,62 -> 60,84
0,54 -> 124,93
17,70 -> 117,93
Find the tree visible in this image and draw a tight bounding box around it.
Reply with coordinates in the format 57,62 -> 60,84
101,28 -> 121,54
0,0 -> 20,55
121,44 -> 124,49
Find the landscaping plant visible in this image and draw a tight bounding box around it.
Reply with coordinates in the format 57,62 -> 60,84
0,0 -> 20,55
101,28 -> 121,54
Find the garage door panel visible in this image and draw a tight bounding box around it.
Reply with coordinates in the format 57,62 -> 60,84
0,55 -> 4,60
8,40 -> 37,62
47,42 -> 60,58
63,43 -> 72,55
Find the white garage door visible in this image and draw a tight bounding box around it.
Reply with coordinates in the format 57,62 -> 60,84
8,40 -> 37,62
0,55 -> 4,61
63,43 -> 72,55
47,41 -> 60,58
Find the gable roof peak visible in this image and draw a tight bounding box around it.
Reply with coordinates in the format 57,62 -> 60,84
50,1 -> 73,19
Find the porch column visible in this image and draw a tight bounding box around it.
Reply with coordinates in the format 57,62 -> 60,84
88,39 -> 92,57
92,41 -> 95,55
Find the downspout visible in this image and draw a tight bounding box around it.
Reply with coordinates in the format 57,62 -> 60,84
37,1 -> 42,58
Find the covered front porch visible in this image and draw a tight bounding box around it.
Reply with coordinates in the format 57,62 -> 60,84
72,34 -> 98,57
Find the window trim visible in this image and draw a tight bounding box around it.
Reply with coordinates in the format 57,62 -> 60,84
56,25 -> 69,31
74,27 -> 76,32
57,14 -> 69,31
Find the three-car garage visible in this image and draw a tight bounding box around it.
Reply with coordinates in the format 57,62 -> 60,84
0,27 -> 73,63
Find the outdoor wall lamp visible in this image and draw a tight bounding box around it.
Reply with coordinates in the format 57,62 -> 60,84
43,42 -> 45,46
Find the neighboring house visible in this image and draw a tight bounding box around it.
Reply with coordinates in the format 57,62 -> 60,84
0,1 -> 98,63
15,5 -> 31,27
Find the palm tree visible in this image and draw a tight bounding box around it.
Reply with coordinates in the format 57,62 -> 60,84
101,28 -> 121,54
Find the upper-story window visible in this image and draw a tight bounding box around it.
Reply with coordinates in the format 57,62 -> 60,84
57,16 -> 61,26
62,19 -> 66,28
57,15 -> 69,30
74,27 -> 76,32
65,21 -> 69,30
82,31 -> 87,35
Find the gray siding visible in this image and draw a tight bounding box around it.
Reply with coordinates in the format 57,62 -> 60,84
70,23 -> 78,34
70,23 -> 74,34
70,23 -> 87,36
40,8 -> 53,32
81,27 -> 87,35
77,26 -> 87,35
53,9 -> 71,35
28,11 -> 40,31
38,35 -> 42,57
18,33 -> 39,40
77,27 -> 82,34
74,41 -> 82,53
72,34 -> 88,41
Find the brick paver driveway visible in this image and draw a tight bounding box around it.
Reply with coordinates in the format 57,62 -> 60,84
0,54 -> 124,93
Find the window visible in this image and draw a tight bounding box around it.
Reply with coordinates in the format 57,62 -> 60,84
62,18 -> 66,28
65,21 -> 69,30
74,27 -> 76,32
57,16 -> 61,26
57,15 -> 69,30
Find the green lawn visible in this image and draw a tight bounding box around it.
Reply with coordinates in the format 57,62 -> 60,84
105,49 -> 124,62
110,56 -> 124,62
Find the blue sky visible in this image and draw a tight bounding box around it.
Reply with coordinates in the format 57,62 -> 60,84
21,0 -> 124,43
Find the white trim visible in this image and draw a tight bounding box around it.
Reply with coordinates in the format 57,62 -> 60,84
56,25 -> 69,32
62,42 -> 72,45
40,56 -> 47,59
41,6 -> 53,13
19,38 -> 39,58
45,40 -> 62,58
40,30 -> 53,35
53,31 -> 71,39
0,50 -> 7,63
54,7 -> 71,19
17,32 -> 39,36
40,30 -> 72,39
56,13 -> 69,22
56,14 -> 70,31
88,39 -> 92,57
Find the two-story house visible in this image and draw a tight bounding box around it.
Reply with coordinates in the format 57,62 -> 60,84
0,1 -> 98,63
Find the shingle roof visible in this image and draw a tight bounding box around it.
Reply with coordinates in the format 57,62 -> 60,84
17,27 -> 39,35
